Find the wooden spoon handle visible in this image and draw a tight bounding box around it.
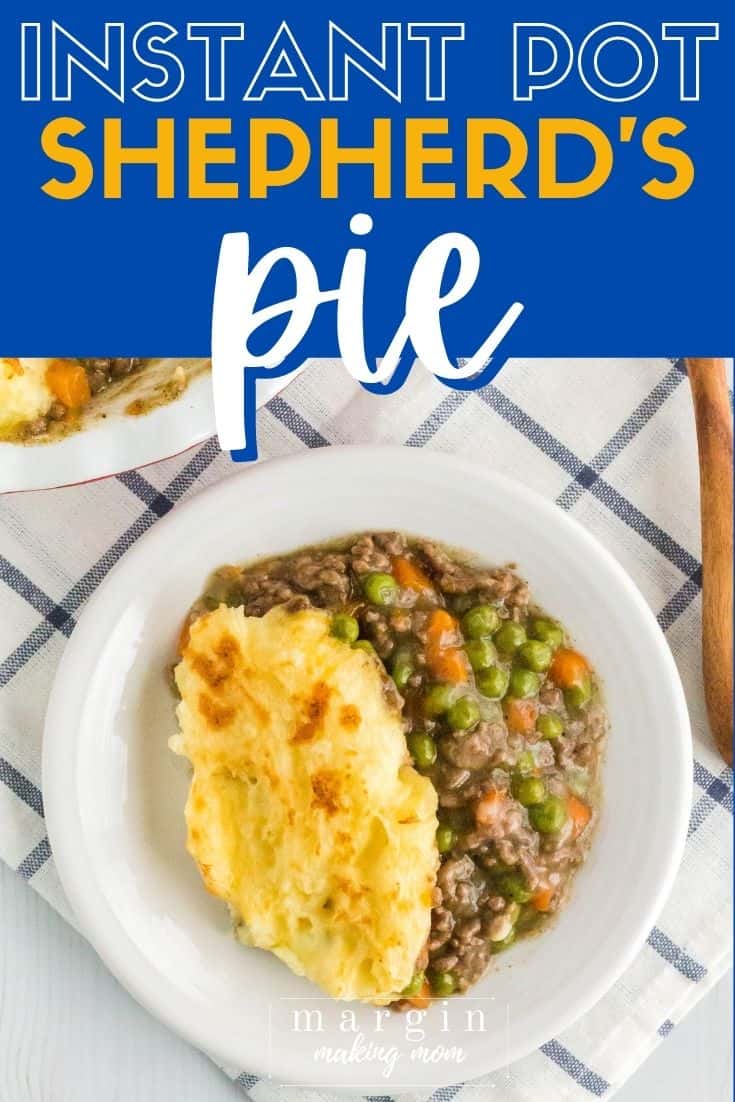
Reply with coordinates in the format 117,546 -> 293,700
686,358 -> 733,765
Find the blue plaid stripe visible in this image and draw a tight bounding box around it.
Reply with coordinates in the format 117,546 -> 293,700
0,755 -> 44,816
584,479 -> 699,577
405,391 -> 469,446
647,928 -> 708,982
0,556 -> 75,637
476,386 -> 584,478
234,1072 -> 260,1090
540,1039 -> 610,1096
16,836 -> 51,880
694,761 -> 733,802
688,794 -> 716,837
0,523 -> 156,690
267,394 -> 330,448
160,436 -> 222,497
428,1085 -> 465,1101
657,574 -> 702,632
688,764 -> 733,837
117,470 -> 174,517
0,620 -> 58,689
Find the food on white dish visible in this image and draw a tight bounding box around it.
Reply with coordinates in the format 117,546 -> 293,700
0,356 -> 209,442
173,532 -> 608,1006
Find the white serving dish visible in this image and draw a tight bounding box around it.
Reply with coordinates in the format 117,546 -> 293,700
42,446 -> 692,1092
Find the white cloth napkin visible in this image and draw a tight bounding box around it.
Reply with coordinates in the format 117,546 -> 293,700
0,358 -> 731,1102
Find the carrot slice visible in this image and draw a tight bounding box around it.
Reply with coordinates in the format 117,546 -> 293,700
392,556 -> 433,593
46,359 -> 91,409
549,648 -> 590,689
425,608 -> 468,683
532,886 -> 554,912
432,647 -> 469,683
407,980 -> 431,1009
475,789 -> 506,827
427,608 -> 457,639
567,794 -> 591,838
504,697 -> 539,734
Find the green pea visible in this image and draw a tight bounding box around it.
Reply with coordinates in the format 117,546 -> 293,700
464,637 -> 497,671
529,795 -> 568,834
352,639 -> 376,656
362,572 -> 400,606
424,683 -> 455,716
508,667 -> 540,699
512,775 -> 547,807
495,870 -> 533,903
436,824 -> 456,854
537,712 -> 564,740
401,970 -> 425,998
461,604 -> 500,639
565,678 -> 593,710
518,640 -> 553,673
515,750 -> 536,774
447,695 -> 481,731
530,619 -> 564,649
430,970 -> 456,997
330,613 -> 360,644
492,929 -> 516,953
476,666 -> 510,699
407,732 -> 437,770
494,621 -> 527,655
391,649 -> 414,690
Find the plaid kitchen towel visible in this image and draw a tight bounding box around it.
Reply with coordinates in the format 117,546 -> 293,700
0,358 -> 732,1102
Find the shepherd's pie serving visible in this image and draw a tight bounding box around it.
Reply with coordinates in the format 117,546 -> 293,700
171,533 -> 607,1006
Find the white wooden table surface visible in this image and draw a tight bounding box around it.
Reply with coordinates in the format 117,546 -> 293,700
0,860 -> 731,1102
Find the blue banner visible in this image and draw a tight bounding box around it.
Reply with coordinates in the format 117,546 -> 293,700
1,3 -> 732,371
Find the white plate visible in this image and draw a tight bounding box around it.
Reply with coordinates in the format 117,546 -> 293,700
42,447 -> 692,1093
0,360 -> 298,494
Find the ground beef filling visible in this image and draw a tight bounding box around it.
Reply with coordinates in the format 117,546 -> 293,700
191,532 -> 607,1000
25,358 -> 147,437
